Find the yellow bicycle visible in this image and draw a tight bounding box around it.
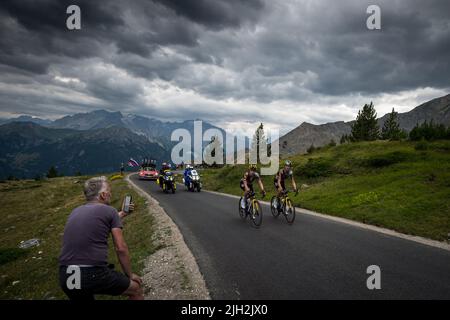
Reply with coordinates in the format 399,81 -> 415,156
239,191 -> 263,228
271,190 -> 297,225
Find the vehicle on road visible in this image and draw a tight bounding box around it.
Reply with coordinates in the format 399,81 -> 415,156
183,168 -> 202,192
138,165 -> 159,180
239,191 -> 263,228
271,190 -> 296,224
158,170 -> 177,193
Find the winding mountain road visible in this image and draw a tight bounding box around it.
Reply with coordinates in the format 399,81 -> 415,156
130,174 -> 450,299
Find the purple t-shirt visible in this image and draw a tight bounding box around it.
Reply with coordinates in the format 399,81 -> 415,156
59,202 -> 122,266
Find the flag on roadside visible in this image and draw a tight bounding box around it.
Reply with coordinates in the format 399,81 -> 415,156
128,158 -> 139,167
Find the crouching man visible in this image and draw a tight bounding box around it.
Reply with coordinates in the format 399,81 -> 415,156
59,176 -> 144,300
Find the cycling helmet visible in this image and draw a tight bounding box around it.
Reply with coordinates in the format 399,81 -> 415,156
249,164 -> 258,171
284,160 -> 292,167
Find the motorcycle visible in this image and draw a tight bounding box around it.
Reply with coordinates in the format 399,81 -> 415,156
158,171 -> 177,194
183,169 -> 202,192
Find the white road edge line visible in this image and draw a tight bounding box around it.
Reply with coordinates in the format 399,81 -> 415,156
199,187 -> 450,252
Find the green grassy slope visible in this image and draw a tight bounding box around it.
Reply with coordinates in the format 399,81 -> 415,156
0,175 -> 159,300
202,140 -> 450,241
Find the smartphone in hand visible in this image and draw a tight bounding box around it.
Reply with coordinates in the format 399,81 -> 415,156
123,195 -> 133,214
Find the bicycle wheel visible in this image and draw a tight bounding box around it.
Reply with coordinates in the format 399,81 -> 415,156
238,197 -> 247,220
250,200 -> 263,228
270,196 -> 280,218
284,198 -> 296,224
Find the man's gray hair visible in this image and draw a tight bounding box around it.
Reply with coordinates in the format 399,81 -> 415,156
84,176 -> 108,201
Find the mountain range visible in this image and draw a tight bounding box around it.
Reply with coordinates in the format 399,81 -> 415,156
0,111 -> 225,179
278,93 -> 450,155
1,93 -> 448,178
0,122 -> 168,179
48,109 -> 226,149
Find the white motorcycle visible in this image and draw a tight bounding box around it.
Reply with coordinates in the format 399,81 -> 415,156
182,169 -> 202,192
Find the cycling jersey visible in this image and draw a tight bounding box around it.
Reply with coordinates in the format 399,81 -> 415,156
240,170 -> 260,191
274,168 -> 293,190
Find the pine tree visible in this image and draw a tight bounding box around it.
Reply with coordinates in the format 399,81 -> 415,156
328,139 -> 336,147
47,166 -> 58,178
351,102 -> 379,141
409,121 -> 450,141
307,144 -> 316,154
340,134 -> 352,144
251,123 -> 268,164
381,108 -> 402,140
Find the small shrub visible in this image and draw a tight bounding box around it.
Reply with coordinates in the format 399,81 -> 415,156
415,139 -> 429,151
409,121 -> 449,141
0,248 -> 28,266
364,151 -> 410,168
307,144 -> 316,154
335,166 -> 353,175
328,139 -> 337,147
297,157 -> 334,178
46,166 -> 58,178
429,140 -> 450,152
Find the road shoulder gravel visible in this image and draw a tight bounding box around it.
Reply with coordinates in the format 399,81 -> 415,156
126,174 -> 210,300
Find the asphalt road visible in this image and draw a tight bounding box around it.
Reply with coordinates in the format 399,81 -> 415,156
131,174 -> 450,299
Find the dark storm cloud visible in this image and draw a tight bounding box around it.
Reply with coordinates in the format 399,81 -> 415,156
0,0 -> 449,125
1,0 -> 122,33
0,0 -> 204,74
154,0 -> 264,29
0,0 -> 121,74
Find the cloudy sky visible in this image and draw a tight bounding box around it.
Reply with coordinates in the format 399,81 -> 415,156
0,0 -> 449,135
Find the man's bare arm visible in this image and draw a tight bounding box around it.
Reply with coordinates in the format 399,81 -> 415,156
243,173 -> 250,193
277,173 -> 283,192
258,179 -> 266,195
111,228 -> 132,277
292,176 -> 298,191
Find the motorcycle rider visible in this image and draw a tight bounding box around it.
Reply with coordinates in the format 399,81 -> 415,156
184,164 -> 193,184
158,162 -> 171,188
240,164 -> 266,211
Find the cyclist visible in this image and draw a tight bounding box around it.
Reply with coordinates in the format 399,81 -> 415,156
273,160 -> 298,210
240,164 -> 266,211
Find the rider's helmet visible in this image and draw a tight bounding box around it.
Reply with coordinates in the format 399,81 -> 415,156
284,160 -> 292,167
248,164 -> 258,171
161,162 -> 170,171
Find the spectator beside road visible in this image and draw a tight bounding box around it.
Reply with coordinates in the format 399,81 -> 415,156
59,176 -> 143,300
